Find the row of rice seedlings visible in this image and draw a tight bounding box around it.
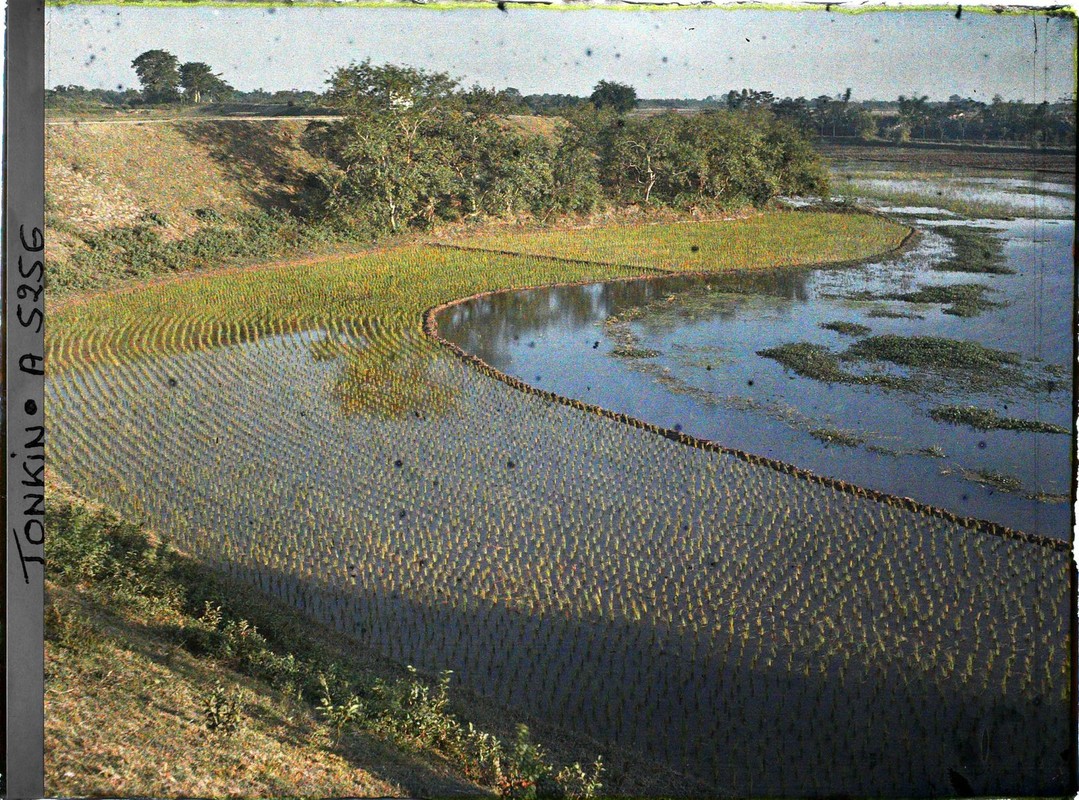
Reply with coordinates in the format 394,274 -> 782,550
44,334 -> 1070,794
46,223 -> 1069,794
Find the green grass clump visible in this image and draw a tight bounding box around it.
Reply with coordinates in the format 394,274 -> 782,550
810,427 -> 866,447
887,283 -> 1003,318
820,320 -> 872,337
934,226 -> 1013,275
844,335 -> 1020,372
929,405 -> 1069,434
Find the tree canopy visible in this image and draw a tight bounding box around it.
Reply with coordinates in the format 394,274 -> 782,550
589,80 -> 638,114
131,49 -> 181,104
179,62 -> 233,104
300,61 -> 827,235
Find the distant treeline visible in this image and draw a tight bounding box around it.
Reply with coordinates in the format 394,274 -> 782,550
46,83 -> 323,110
297,62 -> 828,234
558,89 -> 1076,149
48,48 -> 1075,149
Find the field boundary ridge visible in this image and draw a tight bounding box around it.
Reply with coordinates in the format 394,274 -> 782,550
423,251 -> 1068,554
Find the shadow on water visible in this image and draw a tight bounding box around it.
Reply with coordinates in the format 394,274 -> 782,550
199,559 -> 1072,799
441,269 -> 814,371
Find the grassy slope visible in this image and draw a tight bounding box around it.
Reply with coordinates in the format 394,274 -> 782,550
45,119 -> 322,264
45,481 -> 473,798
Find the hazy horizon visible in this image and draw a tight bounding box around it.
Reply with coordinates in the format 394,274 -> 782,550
46,5 -> 1076,104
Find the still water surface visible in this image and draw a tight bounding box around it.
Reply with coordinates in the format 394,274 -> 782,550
440,181 -> 1074,537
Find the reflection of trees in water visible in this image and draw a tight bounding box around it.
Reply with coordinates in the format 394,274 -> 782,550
617,271 -> 814,334
327,340 -> 457,420
440,268 -> 814,367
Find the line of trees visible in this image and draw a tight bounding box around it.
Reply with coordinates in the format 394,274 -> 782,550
130,49 -> 234,105
664,89 -> 1075,148
46,49 -> 1075,149
299,61 -> 828,234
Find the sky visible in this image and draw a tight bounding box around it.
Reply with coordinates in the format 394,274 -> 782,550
45,4 -> 1076,102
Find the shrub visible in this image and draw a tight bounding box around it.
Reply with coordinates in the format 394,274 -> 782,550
316,672 -> 365,742
203,682 -> 243,736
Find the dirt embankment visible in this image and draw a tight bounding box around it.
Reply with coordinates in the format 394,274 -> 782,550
45,118 -> 328,267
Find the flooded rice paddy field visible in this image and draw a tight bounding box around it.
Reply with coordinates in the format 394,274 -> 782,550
831,159 -> 1075,219
46,165 -> 1074,795
441,215 -> 1073,536
48,325 -> 1071,795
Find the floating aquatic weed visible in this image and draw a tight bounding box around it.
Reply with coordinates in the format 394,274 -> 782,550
843,335 -> 1020,373
949,468 -> 1025,495
929,405 -> 1069,434
610,346 -> 662,360
1025,491 -> 1070,504
865,307 -> 925,320
819,321 -> 872,337
933,226 -> 1014,275
886,283 -> 1003,318
809,428 -> 865,448
757,342 -> 912,390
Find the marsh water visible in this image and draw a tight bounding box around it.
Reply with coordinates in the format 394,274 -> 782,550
440,167 -> 1075,538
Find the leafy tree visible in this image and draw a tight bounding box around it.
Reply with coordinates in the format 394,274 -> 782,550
179,62 -> 233,104
305,60 -> 465,231
772,96 -> 814,133
589,80 -> 638,114
897,93 -> 931,139
548,118 -> 605,213
602,113 -> 693,204
324,59 -> 458,117
725,89 -> 775,111
131,49 -> 181,104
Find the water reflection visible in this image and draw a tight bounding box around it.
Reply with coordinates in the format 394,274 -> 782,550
439,216 -> 1073,537
443,269 -> 814,368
